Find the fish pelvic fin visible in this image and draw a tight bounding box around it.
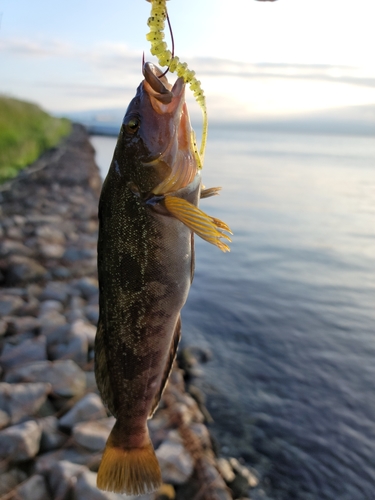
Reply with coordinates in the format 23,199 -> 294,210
164,195 -> 232,252
149,316 -> 181,418
97,421 -> 161,495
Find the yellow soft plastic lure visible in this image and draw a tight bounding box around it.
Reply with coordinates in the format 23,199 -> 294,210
146,0 -> 208,168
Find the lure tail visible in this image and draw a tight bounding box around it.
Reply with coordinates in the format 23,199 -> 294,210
97,420 -> 162,495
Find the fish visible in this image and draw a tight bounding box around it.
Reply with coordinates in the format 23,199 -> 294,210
95,62 -> 231,496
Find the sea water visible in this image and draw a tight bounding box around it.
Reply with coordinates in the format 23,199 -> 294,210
91,127 -> 375,500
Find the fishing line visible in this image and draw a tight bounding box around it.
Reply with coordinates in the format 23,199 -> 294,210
158,13 -> 174,78
146,0 -> 208,168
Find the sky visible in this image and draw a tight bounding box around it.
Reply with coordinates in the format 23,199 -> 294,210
1,0 -> 375,124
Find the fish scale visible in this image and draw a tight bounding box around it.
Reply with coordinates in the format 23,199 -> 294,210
95,62 -> 230,495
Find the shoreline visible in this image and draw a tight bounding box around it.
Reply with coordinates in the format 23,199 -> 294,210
0,125 -> 258,500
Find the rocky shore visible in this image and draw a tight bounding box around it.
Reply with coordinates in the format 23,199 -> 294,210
0,125 -> 257,500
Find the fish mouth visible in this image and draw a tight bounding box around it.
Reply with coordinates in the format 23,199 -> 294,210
143,62 -> 185,112
141,63 -> 198,195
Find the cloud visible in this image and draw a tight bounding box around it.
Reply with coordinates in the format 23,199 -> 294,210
37,82 -> 136,98
188,58 -> 375,89
2,35 -> 374,117
3,35 -> 374,89
0,37 -> 71,57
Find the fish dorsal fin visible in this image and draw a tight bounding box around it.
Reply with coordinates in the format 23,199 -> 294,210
148,316 -> 182,418
163,195 -> 232,252
200,186 -> 221,199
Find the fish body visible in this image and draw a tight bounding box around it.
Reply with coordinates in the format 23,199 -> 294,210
95,63 -> 230,495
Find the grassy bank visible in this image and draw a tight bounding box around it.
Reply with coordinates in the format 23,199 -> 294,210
0,96 -> 71,183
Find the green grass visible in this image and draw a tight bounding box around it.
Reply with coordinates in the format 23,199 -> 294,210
0,95 -> 72,183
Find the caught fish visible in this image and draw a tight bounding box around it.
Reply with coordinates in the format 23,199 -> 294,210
95,62 -> 231,495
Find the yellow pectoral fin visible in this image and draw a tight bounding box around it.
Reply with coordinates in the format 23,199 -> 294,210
164,196 -> 232,252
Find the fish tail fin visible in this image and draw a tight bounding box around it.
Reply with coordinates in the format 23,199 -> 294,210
97,421 -> 162,495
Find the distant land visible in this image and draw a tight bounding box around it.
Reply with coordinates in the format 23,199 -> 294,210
60,103 -> 375,138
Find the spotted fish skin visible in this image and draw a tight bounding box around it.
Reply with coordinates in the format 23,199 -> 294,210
96,168 -> 200,431
95,62 -> 200,495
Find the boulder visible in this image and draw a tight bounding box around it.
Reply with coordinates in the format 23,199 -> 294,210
13,473 -> 52,500
5,360 -> 86,397
0,420 -> 42,462
59,393 -> 107,429
156,432 -> 194,485
0,382 -> 51,424
72,417 -> 115,451
0,294 -> 24,316
47,460 -> 86,500
5,255 -> 47,285
39,416 -> 68,452
0,336 -> 47,372
74,468 -> 150,499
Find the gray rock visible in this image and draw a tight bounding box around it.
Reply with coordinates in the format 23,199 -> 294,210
0,294 -> 24,316
178,460 -> 231,500
84,304 -> 99,325
229,458 -> 259,488
13,215 -> 26,227
0,409 -> 10,429
5,255 -> 47,285
49,330 -> 88,367
27,214 -> 63,225
47,460 -> 86,500
26,284 -> 43,303
63,247 -> 93,262
5,360 -> 86,397
40,243 -> 65,259
0,336 -> 47,372
35,447 -> 101,473
6,226 -> 24,240
36,224 -> 65,244
156,433 -> 194,485
67,309 -> 87,323
0,420 -> 42,461
217,457 -> 236,483
0,239 -> 34,258
71,319 -> 96,347
52,266 -> 72,279
72,417 -> 115,451
60,393 -> 107,429
74,469 -> 147,500
40,281 -> 71,303
39,416 -> 69,452
0,287 -> 26,297
19,296 -> 40,317
189,422 -> 211,449
87,292 -> 99,305
39,299 -> 64,315
0,319 -> 8,337
0,468 -> 28,497
4,316 -> 40,335
43,322 -> 70,347
39,310 -> 67,336
74,277 -> 99,299
0,382 -> 51,424
13,473 -> 52,500
70,295 -> 86,310
85,371 -> 97,392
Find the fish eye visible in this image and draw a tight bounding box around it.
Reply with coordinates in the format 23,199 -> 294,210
124,116 -> 140,134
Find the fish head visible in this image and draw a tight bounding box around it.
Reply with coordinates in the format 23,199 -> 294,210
114,62 -> 198,196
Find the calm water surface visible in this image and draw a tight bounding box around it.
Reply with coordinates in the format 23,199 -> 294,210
91,128 -> 375,500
